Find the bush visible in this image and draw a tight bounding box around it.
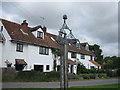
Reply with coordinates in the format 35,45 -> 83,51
14,71 -> 60,82
106,70 -> 118,77
89,68 -> 97,73
98,69 -> 105,73
89,74 -> 96,79
117,68 -> 120,76
97,74 -> 107,78
81,74 -> 90,79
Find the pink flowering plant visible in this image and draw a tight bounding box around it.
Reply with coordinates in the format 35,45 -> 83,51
5,60 -> 12,67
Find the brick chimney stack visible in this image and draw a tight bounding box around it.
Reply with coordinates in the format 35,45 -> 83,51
20,20 -> 29,34
21,20 -> 28,26
43,26 -> 47,39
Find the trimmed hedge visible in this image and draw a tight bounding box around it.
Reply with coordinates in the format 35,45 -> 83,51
2,69 -> 109,82
15,71 -> 61,82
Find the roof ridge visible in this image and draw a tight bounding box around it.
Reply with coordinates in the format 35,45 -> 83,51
2,18 -> 20,26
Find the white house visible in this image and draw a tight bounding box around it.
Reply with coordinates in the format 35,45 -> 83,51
0,19 -> 101,74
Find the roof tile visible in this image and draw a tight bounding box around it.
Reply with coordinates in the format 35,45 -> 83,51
1,19 -> 95,56
89,60 -> 101,66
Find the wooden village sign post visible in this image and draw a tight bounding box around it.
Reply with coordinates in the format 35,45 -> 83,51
56,15 -> 77,90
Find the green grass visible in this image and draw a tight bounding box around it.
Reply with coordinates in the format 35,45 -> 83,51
2,83 -> 120,90
2,88 -> 60,90
71,83 -> 120,88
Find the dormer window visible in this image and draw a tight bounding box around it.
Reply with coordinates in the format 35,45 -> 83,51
85,44 -> 89,51
76,43 -> 80,49
37,31 -> 43,39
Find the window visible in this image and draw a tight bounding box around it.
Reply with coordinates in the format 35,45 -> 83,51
81,54 -> 85,59
90,56 -> 93,60
45,48 -> 49,55
34,65 -> 43,72
46,65 -> 49,70
39,46 -> 49,55
16,43 -> 23,52
71,52 -> 76,58
37,31 -> 43,39
90,66 -> 94,69
76,43 -> 80,49
1,26 -> 3,31
43,47 -> 45,54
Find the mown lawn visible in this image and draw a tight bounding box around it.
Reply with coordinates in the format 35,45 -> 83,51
71,83 -> 120,88
2,83 -> 120,90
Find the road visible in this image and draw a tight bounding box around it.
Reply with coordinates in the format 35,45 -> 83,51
2,79 -> 119,88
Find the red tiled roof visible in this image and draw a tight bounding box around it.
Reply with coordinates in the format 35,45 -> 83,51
1,19 -> 95,56
89,60 -> 101,66
2,19 -> 49,46
103,62 -> 106,65
80,42 -> 88,45
68,59 -> 76,65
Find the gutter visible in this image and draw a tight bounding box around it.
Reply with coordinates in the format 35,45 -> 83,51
10,39 -> 49,48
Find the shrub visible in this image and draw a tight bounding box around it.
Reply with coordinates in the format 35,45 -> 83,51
98,74 -> 107,78
89,68 -> 97,73
77,63 -> 88,74
89,74 -> 96,79
15,71 -> 60,82
98,69 -> 105,73
117,68 -> 120,76
81,74 -> 90,79
106,70 -> 118,77
68,73 -> 76,79
68,73 -> 82,80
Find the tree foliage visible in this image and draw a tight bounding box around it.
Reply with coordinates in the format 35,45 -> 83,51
89,44 -> 103,64
77,62 -> 88,74
103,56 -> 120,69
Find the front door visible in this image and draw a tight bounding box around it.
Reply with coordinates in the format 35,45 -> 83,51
70,65 -> 73,73
57,65 -> 60,71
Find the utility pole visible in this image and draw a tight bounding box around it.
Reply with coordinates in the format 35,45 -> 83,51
56,15 -> 77,90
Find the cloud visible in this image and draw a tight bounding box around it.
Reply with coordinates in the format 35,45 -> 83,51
1,2 -> 118,57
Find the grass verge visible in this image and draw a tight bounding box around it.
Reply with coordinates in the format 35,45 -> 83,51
2,83 -> 120,90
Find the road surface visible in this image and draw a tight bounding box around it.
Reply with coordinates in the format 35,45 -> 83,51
2,79 -> 119,88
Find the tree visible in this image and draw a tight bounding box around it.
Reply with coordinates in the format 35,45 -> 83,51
89,44 -> 103,64
103,56 -> 120,69
77,62 -> 87,74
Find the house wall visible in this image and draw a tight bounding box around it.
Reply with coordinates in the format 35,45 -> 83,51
26,45 -> 53,72
2,25 -> 13,67
77,53 -> 98,69
1,21 -> 100,73
68,52 -> 77,61
0,42 -> 2,67
1,26 -> 53,72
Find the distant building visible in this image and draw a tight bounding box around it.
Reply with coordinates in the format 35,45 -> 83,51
0,19 -> 101,74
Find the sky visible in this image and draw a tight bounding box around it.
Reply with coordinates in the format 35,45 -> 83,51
0,0 -> 118,57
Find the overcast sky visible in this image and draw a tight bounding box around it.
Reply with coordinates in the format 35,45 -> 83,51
1,1 -> 118,57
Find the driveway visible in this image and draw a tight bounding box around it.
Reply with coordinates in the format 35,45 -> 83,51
2,79 -> 119,88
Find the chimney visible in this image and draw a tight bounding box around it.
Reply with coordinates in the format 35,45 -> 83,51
20,20 -> 29,34
21,20 -> 28,26
43,26 -> 46,34
42,26 -> 47,39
